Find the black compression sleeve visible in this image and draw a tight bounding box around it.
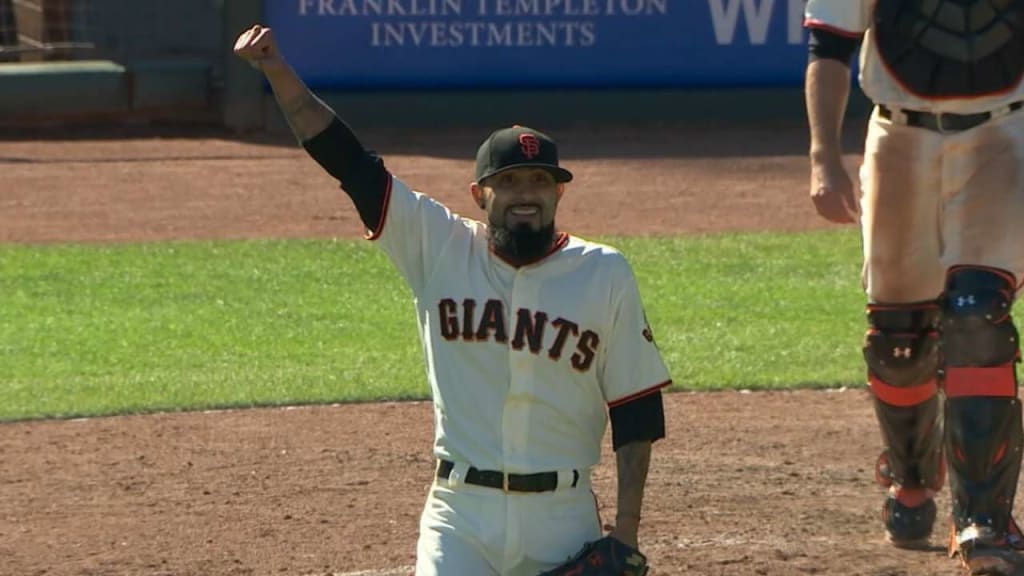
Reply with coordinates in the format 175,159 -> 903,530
302,118 -> 389,232
609,390 -> 666,450
808,28 -> 859,66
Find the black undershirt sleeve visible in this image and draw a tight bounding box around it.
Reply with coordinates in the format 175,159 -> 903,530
301,117 -> 389,232
609,390 -> 666,450
808,27 -> 859,67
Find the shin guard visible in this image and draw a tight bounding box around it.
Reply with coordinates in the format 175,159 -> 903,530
943,266 -> 1023,536
864,302 -> 945,491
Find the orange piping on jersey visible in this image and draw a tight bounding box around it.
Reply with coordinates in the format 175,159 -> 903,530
365,171 -> 394,241
876,52 -> 1024,102
869,5 -> 1024,102
490,231 -> 570,268
803,19 -> 865,39
607,379 -> 671,409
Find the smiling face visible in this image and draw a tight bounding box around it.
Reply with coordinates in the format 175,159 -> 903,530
472,167 -> 564,231
470,167 -> 566,261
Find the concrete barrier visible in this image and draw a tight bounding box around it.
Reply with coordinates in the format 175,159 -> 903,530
0,58 -> 212,125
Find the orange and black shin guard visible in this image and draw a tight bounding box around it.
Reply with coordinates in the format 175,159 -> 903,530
864,301 -> 945,492
942,265 -> 1024,533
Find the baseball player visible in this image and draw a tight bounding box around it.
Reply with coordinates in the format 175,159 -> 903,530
804,1 -> 1024,574
233,24 -> 670,576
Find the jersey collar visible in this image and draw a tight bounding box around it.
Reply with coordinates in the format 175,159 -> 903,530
490,232 -> 570,268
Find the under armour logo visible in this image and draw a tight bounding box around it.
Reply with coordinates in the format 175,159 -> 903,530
956,295 -> 976,307
893,347 -> 912,358
519,134 -> 540,159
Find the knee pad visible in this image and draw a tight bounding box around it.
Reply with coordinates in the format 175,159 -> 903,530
943,265 -> 1019,393
864,302 -> 944,490
864,302 -> 941,404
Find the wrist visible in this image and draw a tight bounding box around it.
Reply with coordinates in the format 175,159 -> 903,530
258,57 -> 291,77
615,511 -> 641,525
809,146 -> 843,165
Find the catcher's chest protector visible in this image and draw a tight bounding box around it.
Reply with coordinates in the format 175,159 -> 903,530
874,0 -> 1024,98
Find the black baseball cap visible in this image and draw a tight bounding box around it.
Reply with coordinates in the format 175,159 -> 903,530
475,125 -> 573,184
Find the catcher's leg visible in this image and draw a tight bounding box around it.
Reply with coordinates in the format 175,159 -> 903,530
864,301 -> 945,548
942,266 -> 1024,574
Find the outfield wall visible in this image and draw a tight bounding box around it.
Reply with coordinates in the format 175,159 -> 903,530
240,0 -> 871,132
1,0 -> 873,131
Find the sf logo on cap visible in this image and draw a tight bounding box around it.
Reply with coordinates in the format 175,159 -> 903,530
519,134 -> 540,159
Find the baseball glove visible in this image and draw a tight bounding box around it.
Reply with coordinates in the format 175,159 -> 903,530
537,536 -> 649,576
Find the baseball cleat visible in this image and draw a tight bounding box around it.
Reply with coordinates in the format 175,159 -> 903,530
882,489 -> 936,549
949,521 -> 1024,575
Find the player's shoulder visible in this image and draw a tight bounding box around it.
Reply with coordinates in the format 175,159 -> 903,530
391,175 -> 476,228
563,234 -> 621,256
562,235 -> 634,271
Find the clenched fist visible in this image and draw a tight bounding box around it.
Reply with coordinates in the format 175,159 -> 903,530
233,24 -> 284,72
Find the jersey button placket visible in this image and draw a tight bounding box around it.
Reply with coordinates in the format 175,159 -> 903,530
508,267 -> 540,571
504,267 -> 535,471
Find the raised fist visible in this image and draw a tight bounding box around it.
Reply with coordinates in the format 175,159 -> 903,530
233,24 -> 283,71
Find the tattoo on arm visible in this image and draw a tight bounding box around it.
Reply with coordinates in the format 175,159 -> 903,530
615,440 -> 652,522
277,91 -> 335,143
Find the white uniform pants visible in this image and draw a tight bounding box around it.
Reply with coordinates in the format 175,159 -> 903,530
415,463 -> 601,576
860,105 -> 1024,302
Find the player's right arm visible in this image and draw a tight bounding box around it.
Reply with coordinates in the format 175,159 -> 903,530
803,0 -> 868,224
233,24 -> 386,232
233,24 -> 457,292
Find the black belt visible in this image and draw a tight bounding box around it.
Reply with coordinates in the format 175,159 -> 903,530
878,101 -> 1024,133
436,460 -> 579,493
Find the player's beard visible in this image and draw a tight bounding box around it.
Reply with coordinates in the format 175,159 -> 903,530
489,222 -> 556,262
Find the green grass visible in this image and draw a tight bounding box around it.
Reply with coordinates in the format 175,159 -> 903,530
0,240 -> 424,421
1,231 -> 873,421
614,232 -> 867,390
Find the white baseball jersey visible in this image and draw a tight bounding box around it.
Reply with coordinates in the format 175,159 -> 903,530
804,3 -> 1024,304
370,174 -> 672,474
805,0 -> 1024,114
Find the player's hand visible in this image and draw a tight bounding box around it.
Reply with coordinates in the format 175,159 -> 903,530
233,24 -> 285,72
809,154 -> 859,224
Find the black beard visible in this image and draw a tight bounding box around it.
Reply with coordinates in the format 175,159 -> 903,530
489,222 -> 556,262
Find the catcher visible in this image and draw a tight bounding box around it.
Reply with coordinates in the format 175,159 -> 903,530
233,23 -> 668,576
804,1 -> 1024,574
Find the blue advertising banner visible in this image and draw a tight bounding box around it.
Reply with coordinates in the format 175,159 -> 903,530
264,0 -> 812,89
